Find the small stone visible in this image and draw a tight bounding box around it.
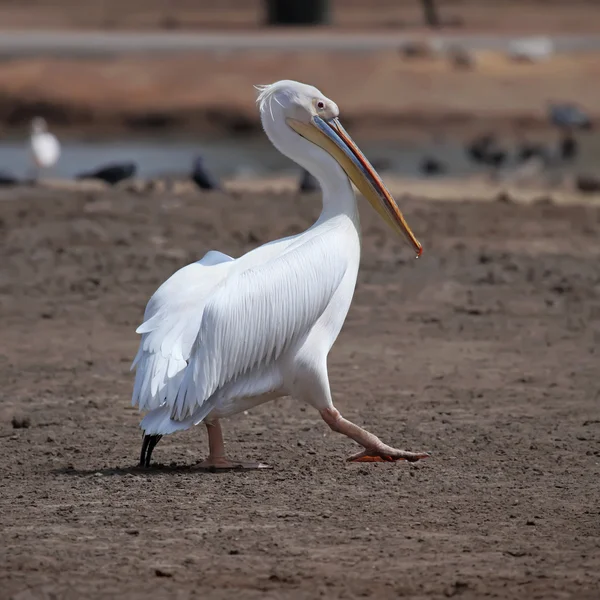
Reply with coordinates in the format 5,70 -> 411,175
154,568 -> 173,578
11,416 -> 31,429
400,40 -> 434,60
447,46 -> 475,70
495,192 -> 514,204
444,580 -> 469,597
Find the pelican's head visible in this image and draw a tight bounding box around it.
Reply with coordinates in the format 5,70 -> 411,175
31,117 -> 48,135
256,80 -> 422,257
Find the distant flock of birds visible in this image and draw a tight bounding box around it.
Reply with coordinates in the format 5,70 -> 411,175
0,117 -> 223,191
419,102 -> 592,177
0,101 -> 594,193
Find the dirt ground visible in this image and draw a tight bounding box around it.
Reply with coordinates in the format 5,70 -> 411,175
0,184 -> 599,599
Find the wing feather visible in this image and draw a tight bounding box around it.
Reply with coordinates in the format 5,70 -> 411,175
131,250 -> 234,411
170,236 -> 347,420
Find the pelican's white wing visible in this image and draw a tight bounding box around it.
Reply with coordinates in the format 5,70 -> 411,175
170,235 -> 348,422
131,250 -> 234,412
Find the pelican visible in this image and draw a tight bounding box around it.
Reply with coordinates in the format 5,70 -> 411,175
133,80 -> 428,469
30,117 -> 60,178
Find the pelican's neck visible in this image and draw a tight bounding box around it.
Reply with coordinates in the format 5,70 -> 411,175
259,110 -> 359,224
312,166 -> 359,225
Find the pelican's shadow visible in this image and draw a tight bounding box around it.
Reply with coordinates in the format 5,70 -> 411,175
52,462 -> 270,477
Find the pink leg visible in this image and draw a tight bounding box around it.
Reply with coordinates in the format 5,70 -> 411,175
320,407 -> 429,463
196,419 -> 271,471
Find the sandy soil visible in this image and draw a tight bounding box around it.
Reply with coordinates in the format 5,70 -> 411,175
1,0 -> 599,32
1,50 -> 599,139
0,185 -> 599,599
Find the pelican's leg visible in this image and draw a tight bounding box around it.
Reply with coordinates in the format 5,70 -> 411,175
196,419 -> 271,471
320,407 -> 429,463
293,356 -> 428,464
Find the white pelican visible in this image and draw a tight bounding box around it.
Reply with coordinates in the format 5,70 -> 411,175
133,80 -> 428,469
30,117 -> 60,178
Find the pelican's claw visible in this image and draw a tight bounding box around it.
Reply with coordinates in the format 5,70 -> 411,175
347,449 -> 429,463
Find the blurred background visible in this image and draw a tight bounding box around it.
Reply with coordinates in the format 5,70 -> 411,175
0,0 -> 599,188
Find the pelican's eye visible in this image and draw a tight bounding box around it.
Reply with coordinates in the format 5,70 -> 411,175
316,101 -> 325,110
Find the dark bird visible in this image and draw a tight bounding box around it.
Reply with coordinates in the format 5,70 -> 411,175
516,142 -> 548,163
466,134 -> 507,168
299,168 -> 319,193
77,161 -> 137,185
548,103 -> 592,130
0,170 -> 19,186
191,156 -> 221,191
575,174 -> 600,194
558,132 -> 578,161
485,148 -> 507,168
419,156 -> 446,176
466,133 -> 495,163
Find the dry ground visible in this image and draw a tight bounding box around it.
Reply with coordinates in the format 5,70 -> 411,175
0,186 -> 599,599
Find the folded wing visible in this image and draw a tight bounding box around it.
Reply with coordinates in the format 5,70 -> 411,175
131,250 -> 234,412
170,236 -> 347,421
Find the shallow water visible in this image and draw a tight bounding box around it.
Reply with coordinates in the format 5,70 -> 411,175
1,134 -> 599,180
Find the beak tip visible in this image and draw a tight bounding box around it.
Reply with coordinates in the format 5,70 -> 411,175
415,245 -> 423,259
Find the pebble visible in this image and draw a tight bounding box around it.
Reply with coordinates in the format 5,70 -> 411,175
11,416 -> 31,429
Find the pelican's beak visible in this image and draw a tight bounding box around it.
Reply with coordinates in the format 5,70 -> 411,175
287,115 -> 422,257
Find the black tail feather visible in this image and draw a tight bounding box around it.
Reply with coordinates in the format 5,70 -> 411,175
139,433 -> 163,467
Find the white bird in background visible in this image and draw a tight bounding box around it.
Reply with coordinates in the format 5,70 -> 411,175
133,80 -> 428,470
30,117 -> 60,179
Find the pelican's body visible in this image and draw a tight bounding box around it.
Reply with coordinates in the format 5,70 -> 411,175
30,117 -> 60,178
133,81 -> 427,468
